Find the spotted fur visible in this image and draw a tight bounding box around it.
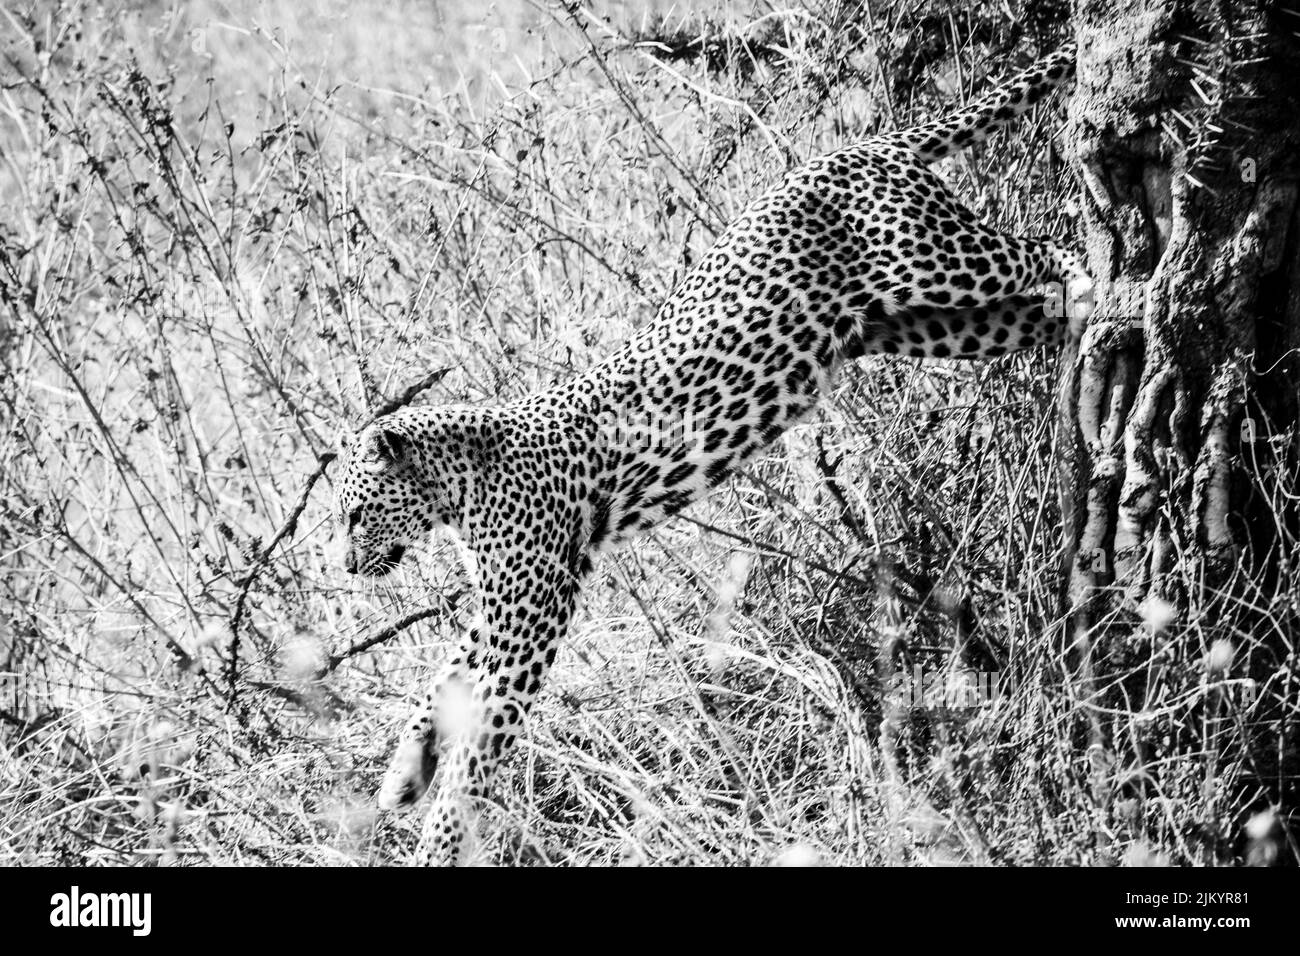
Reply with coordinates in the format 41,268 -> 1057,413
333,42 -> 1089,866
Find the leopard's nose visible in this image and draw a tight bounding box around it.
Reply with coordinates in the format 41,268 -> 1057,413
343,546 -> 359,575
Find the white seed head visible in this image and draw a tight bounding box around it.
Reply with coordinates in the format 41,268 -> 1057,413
283,635 -> 324,680
1205,639 -> 1235,675
1140,597 -> 1177,634
1246,809 -> 1276,840
436,677 -> 476,741
773,843 -> 820,867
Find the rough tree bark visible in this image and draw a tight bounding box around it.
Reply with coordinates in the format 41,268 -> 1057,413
1060,0 -> 1300,859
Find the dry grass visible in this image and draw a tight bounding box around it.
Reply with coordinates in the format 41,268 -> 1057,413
1,0 -> 1293,866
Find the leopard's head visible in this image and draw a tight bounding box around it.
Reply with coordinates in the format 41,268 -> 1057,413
333,421 -> 438,577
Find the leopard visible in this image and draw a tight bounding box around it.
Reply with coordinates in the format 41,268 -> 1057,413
332,41 -> 1091,866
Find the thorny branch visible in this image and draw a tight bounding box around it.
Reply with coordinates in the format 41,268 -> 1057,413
228,369 -> 453,704
322,596 -> 465,675
227,451 -> 337,703
367,367 -> 453,423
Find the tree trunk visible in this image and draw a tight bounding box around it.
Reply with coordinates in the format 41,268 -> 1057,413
1060,0 -> 1300,861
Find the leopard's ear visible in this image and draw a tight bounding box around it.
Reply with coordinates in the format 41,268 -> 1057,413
336,426 -> 356,455
361,427 -> 410,473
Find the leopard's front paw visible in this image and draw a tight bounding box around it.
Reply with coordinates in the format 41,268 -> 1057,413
1066,273 -> 1095,334
377,739 -> 438,810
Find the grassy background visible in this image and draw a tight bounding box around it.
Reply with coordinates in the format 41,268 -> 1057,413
1,0 -> 1286,865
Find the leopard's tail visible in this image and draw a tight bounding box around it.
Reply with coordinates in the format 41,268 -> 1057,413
879,41 -> 1076,164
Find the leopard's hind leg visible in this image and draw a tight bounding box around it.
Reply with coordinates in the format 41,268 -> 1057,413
835,145 -> 1091,324
875,216 -> 1090,319
857,292 -> 1083,360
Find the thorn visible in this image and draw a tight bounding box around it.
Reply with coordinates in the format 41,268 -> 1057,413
1220,117 -> 1259,132
1183,171 -> 1219,196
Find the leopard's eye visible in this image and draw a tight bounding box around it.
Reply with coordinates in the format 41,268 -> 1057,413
346,506 -> 362,531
